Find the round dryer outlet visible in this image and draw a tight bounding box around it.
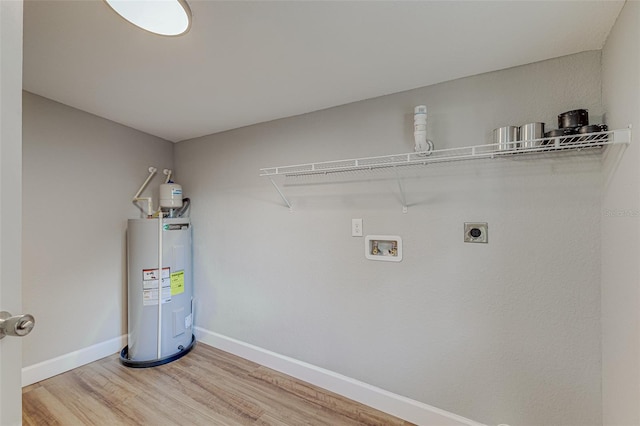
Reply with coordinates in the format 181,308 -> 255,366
464,222 -> 488,243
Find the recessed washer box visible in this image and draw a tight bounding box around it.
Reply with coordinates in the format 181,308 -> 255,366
365,235 -> 402,262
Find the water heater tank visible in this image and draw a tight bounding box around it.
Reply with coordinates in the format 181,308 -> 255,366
121,217 -> 194,367
160,183 -> 183,209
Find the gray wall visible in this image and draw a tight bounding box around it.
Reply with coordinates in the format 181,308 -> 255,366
22,92 -> 173,366
601,1 -> 640,424
175,51 -> 604,425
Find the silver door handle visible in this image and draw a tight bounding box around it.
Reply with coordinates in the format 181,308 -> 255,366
0,311 -> 35,339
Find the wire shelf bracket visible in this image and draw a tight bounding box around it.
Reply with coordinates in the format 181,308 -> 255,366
268,177 -> 292,211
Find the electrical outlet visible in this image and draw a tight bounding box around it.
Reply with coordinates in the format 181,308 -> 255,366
464,222 -> 488,243
352,218 -> 363,237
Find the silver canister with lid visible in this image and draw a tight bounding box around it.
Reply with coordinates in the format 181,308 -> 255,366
519,122 -> 545,149
493,126 -> 520,151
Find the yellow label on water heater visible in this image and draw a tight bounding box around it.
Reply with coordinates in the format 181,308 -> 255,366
170,270 -> 185,296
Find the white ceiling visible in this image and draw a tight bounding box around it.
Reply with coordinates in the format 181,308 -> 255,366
23,0 -> 624,143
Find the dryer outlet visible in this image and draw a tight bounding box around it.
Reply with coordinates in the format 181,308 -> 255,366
464,223 -> 488,243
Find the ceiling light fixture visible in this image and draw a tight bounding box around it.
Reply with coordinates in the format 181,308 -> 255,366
104,0 -> 192,36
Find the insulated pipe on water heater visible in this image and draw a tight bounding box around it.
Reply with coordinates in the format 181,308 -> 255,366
155,170 -> 173,359
157,213 -> 163,359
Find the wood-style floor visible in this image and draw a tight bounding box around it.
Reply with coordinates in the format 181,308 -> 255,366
23,343 -> 414,425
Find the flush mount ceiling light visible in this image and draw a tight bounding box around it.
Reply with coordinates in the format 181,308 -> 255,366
104,0 -> 192,36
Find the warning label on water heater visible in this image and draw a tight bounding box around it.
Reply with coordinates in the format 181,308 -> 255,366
170,270 -> 185,296
142,267 -> 171,306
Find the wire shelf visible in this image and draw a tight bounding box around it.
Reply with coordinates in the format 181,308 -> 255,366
259,128 -> 631,211
260,128 -> 629,177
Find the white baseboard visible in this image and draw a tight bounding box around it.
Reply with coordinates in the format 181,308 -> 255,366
22,335 -> 126,387
195,327 -> 483,426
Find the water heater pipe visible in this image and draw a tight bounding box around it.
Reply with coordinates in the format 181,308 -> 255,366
163,168 -> 172,184
157,213 -> 163,359
133,167 -> 158,217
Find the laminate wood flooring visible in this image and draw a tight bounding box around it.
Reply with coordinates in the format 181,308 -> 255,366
23,343 -> 415,426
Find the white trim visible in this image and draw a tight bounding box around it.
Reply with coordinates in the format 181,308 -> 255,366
21,335 -> 126,387
195,327 -> 484,426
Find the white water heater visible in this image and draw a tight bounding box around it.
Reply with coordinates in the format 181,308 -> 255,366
123,167 -> 194,367
121,217 -> 194,367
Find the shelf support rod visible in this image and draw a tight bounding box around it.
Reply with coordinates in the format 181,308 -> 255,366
393,167 -> 408,214
269,178 -> 292,211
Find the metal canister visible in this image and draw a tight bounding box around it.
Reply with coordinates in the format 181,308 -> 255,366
558,109 -> 588,129
519,122 -> 545,149
493,126 -> 520,151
